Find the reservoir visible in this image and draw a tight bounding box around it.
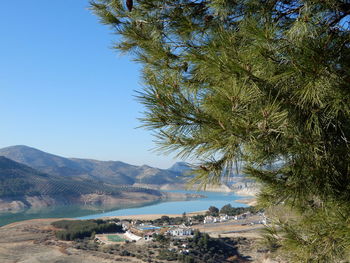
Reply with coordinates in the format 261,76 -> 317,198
79,190 -> 247,220
0,190 -> 248,226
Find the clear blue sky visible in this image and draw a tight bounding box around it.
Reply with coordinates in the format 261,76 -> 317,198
0,0 -> 179,168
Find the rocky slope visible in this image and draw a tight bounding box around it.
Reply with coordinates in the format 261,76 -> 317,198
230,178 -> 260,196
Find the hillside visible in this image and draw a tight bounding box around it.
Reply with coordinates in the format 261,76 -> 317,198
167,162 -> 192,173
0,146 -> 252,195
0,157 -> 170,212
0,156 -> 164,197
0,145 -> 188,185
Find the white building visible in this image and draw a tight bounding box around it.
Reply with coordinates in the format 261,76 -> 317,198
167,228 -> 193,237
204,216 -> 221,224
219,214 -> 229,222
121,221 -> 130,231
125,231 -> 142,241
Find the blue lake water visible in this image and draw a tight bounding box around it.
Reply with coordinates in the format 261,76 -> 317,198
0,190 -> 248,226
79,190 -> 247,220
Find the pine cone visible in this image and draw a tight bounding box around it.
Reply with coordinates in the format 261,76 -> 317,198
126,0 -> 133,12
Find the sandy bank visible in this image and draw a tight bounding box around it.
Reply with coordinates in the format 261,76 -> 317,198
0,211 -> 208,229
101,210 -> 207,221
236,198 -> 257,206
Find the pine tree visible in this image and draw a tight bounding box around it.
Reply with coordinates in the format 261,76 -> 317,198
90,1 -> 350,261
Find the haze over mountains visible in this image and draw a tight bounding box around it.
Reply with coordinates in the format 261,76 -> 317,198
0,145 -> 191,186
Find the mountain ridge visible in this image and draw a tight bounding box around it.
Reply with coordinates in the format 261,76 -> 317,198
0,156 -> 204,213
0,145 -> 188,186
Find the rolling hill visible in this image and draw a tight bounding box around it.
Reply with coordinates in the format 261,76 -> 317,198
0,145 -> 189,186
167,162 -> 192,173
0,156 -> 159,197
0,156 -> 172,212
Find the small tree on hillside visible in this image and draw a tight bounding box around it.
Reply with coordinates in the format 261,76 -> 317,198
91,1 -> 350,261
219,204 -> 233,215
207,206 -> 219,217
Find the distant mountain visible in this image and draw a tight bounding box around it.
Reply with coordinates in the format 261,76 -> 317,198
0,145 -> 187,186
168,162 -> 192,173
0,156 -> 174,212
0,156 -> 158,197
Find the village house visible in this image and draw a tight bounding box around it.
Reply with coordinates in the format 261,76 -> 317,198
167,227 -> 193,237
204,214 -> 244,223
219,214 -> 229,222
205,215 -> 231,224
121,221 -> 131,231
204,216 -> 218,224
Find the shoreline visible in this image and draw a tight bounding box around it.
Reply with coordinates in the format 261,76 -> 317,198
0,211 -> 208,228
0,198 -> 259,227
100,210 -> 208,221
0,190 -> 256,227
235,197 -> 257,206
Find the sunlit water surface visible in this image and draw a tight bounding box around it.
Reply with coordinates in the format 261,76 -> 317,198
0,190 -> 248,226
